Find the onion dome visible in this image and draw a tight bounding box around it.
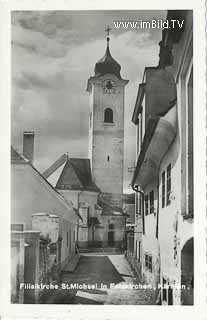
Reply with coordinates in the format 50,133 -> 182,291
94,34 -> 122,79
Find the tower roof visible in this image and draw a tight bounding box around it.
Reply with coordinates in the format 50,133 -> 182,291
94,30 -> 122,79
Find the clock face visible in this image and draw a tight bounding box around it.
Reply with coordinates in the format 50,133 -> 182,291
102,79 -> 116,94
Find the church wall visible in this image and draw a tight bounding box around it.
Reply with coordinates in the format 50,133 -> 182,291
89,75 -> 125,195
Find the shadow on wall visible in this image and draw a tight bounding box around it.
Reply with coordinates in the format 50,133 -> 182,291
181,237 -> 194,305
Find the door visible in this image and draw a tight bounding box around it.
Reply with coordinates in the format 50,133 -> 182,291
108,231 -> 114,246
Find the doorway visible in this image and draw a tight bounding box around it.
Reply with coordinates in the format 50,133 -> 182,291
108,224 -> 114,246
108,231 -> 114,246
181,237 -> 194,305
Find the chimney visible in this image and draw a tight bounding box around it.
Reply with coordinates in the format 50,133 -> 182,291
23,131 -> 35,163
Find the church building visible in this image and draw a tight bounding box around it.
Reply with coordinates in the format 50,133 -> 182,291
44,29 -> 129,249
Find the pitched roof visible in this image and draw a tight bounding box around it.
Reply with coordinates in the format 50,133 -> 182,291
11,146 -> 29,164
56,158 -> 100,193
11,146 -> 81,221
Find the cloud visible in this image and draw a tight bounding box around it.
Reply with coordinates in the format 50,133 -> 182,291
12,24 -> 68,58
11,10 -> 166,191
12,10 -> 166,44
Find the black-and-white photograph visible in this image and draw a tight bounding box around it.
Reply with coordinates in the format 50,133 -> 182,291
11,10 -> 193,305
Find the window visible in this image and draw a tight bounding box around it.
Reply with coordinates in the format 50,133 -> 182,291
168,286 -> 173,305
107,155 -> 110,162
162,171 -> 165,208
149,190 -> 154,214
138,241 -> 141,262
80,207 -> 89,225
67,231 -> 69,247
166,164 -> 171,206
162,278 -> 173,305
73,230 -> 75,242
104,108 -> 113,123
109,223 -> 114,230
69,229 -> 71,253
135,191 -> 142,216
145,253 -> 152,272
162,278 -> 167,302
144,194 -> 149,216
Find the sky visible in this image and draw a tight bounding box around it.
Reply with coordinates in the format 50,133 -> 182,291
11,10 -> 166,192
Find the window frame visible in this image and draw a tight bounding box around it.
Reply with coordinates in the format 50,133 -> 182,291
166,164 -> 171,206
149,190 -> 154,214
145,253 -> 152,272
144,194 -> 149,216
161,171 -> 166,208
104,108 -> 113,123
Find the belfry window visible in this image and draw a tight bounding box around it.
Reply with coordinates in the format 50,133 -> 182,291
104,108 -> 113,123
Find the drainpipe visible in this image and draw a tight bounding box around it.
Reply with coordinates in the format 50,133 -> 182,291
132,185 -> 145,234
132,185 -> 144,277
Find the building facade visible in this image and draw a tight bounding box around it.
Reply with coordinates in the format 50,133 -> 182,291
86,33 -> 129,248
131,10 -> 193,305
43,34 -> 129,249
11,133 -> 81,303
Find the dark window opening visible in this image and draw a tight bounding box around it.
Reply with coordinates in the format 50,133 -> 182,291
166,164 -> 171,206
145,253 -> 152,272
168,286 -> 173,305
163,278 -> 167,301
162,171 -> 165,208
144,194 -> 149,216
149,190 -> 154,214
135,240 -> 137,259
67,231 -> 69,247
138,241 -> 141,262
106,80 -> 113,90
104,108 -> 113,123
109,223 -> 114,230
107,155 -> 110,162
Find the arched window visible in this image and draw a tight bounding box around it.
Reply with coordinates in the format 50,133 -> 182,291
104,108 -> 113,123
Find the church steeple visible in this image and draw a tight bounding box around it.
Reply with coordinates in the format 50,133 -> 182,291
87,28 -> 128,199
105,25 -> 112,50
94,26 -> 122,79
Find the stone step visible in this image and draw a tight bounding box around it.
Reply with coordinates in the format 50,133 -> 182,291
79,247 -> 123,254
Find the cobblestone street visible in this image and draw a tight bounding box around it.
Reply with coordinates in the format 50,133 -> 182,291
41,254 -> 156,304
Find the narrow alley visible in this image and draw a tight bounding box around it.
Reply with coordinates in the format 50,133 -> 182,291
41,254 -> 155,305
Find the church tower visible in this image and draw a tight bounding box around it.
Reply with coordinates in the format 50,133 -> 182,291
87,28 -> 128,206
